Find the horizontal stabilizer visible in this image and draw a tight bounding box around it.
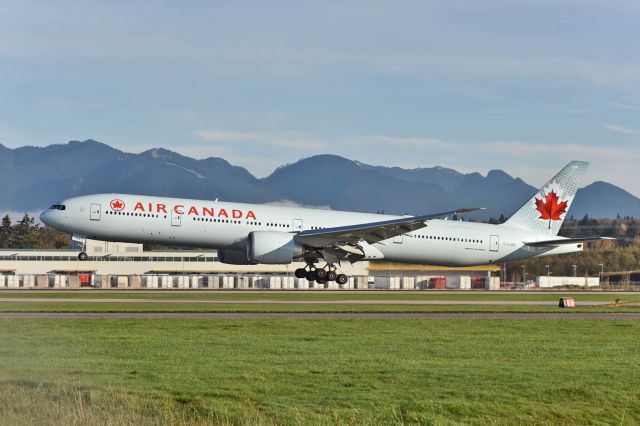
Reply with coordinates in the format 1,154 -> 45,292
523,237 -> 615,247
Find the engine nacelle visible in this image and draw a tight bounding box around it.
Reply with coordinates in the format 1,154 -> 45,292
217,249 -> 257,265
247,231 -> 303,264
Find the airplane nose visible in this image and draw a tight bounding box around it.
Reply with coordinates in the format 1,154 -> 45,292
39,209 -> 51,225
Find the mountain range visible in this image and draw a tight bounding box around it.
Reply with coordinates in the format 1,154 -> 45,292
1,139 -> 638,220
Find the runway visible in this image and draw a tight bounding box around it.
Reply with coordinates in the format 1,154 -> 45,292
1,312 -> 639,320
0,297 -> 617,306
3,289 -> 640,295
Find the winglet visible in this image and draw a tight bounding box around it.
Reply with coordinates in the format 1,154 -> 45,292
455,207 -> 486,213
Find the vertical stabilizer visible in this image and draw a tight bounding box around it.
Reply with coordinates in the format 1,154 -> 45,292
504,161 -> 588,235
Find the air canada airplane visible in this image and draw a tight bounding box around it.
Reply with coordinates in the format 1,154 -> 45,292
40,161 -> 609,284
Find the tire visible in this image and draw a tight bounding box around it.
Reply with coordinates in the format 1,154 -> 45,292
336,274 -> 348,285
78,252 -> 88,261
306,270 -> 317,282
326,270 -> 337,281
294,268 -> 307,279
315,269 -> 327,280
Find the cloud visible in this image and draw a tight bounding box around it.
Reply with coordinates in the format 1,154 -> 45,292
608,101 -> 640,110
602,123 -> 636,135
484,140 -> 639,160
475,140 -> 640,196
265,200 -> 331,210
38,97 -> 109,113
547,105 -> 589,114
349,135 -> 454,148
3,4 -> 640,89
195,130 -> 326,150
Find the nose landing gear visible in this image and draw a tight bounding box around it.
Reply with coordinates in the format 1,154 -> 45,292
72,234 -> 89,261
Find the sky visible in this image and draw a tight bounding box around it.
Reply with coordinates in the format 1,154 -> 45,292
0,0 -> 639,196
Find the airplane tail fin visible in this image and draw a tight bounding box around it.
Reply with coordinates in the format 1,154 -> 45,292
503,161 -> 588,236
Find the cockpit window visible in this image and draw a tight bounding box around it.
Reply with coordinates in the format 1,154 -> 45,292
49,204 -> 66,210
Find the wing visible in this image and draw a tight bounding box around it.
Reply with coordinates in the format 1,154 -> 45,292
523,237 -> 615,247
295,207 -> 483,250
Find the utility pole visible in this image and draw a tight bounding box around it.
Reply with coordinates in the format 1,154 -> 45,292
545,264 -> 550,288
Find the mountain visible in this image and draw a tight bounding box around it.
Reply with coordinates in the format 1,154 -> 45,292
362,164 -> 465,193
263,155 -> 458,214
570,182 -> 640,219
0,140 -> 278,212
0,140 -> 638,219
451,170 -> 537,220
1,140 -> 125,211
351,164 -> 537,218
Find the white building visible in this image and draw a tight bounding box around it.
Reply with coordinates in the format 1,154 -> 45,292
0,240 -> 502,290
537,276 -> 600,288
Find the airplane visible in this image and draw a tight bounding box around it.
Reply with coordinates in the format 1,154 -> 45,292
40,161 -> 610,284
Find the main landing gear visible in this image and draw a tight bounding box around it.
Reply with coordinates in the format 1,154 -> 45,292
78,252 -> 88,261
294,264 -> 349,285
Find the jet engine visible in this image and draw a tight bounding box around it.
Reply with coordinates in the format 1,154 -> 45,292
247,231 -> 303,264
217,249 -> 257,265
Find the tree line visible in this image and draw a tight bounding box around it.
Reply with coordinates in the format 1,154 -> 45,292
503,216 -> 640,281
0,214 -> 69,249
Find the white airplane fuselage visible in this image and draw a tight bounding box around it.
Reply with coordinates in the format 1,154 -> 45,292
40,193 -> 582,267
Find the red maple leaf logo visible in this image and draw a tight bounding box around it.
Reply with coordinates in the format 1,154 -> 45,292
535,190 -> 568,229
110,199 -> 125,211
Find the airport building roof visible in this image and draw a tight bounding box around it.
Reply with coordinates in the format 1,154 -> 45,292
370,262 -> 501,272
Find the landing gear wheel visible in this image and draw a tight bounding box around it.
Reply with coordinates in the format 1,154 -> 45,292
336,274 -> 348,285
315,269 -> 327,280
326,270 -> 337,281
316,277 -> 327,285
294,268 -> 307,279
78,252 -> 88,261
306,270 -> 317,282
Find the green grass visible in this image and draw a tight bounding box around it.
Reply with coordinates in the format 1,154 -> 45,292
0,319 -> 638,425
1,301 -> 639,313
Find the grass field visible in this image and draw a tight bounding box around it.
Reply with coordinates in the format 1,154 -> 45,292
0,318 -> 639,425
2,301 -> 640,313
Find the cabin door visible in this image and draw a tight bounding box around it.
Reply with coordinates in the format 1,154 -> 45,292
291,219 -> 303,232
489,235 -> 499,252
90,203 -> 101,221
171,210 -> 181,227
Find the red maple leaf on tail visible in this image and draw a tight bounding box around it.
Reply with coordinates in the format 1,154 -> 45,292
535,190 -> 568,229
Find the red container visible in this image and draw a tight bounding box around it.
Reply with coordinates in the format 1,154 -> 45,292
471,277 -> 486,289
428,277 -> 446,289
79,274 -> 91,287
